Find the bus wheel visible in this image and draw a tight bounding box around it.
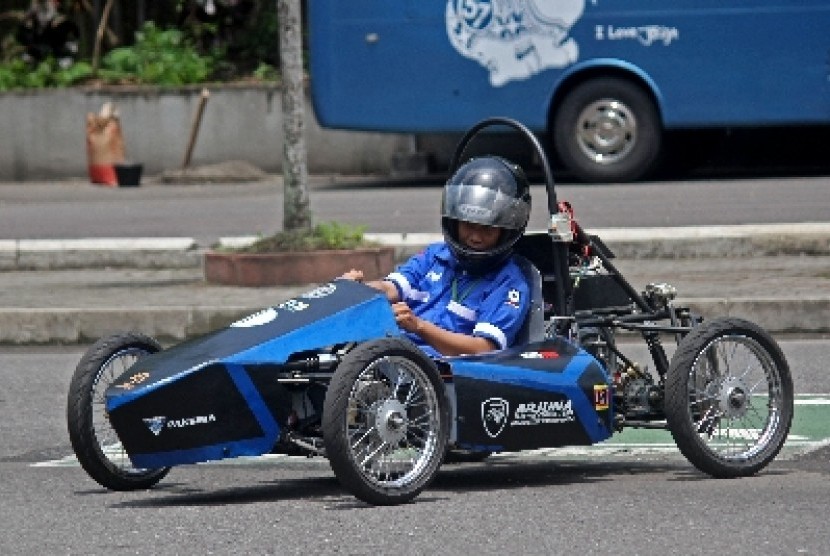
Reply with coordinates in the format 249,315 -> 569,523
552,77 -> 661,183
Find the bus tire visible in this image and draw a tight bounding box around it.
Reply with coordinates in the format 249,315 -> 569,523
552,77 -> 661,183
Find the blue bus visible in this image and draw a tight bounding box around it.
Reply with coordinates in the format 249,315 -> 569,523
307,1 -> 830,182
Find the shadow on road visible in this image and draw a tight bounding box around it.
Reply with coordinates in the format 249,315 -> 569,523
95,451 -> 814,509
435,457 -> 694,492
108,475 -> 343,508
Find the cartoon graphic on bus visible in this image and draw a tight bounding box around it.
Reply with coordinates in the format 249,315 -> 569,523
446,0 -> 584,87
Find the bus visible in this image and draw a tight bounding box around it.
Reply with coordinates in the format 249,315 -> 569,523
307,1 -> 830,182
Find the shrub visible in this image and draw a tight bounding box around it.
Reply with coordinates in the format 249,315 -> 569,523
99,22 -> 214,86
237,222 -> 371,253
0,58 -> 92,91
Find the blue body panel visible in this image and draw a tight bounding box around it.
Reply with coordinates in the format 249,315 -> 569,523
128,362 -> 280,469
105,281 -> 401,469
308,1 -> 830,132
449,336 -> 613,450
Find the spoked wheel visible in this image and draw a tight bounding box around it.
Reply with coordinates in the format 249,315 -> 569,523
67,332 -> 171,490
322,338 -> 450,505
664,317 -> 793,477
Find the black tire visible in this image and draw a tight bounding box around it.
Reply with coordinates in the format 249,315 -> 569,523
322,338 -> 450,505
664,317 -> 793,478
67,332 -> 171,490
552,77 -> 661,183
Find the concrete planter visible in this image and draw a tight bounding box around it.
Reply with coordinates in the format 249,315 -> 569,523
204,247 -> 396,287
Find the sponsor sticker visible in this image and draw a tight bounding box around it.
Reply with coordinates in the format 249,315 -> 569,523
512,400 -> 575,426
481,396 -> 576,437
115,371 -> 150,390
231,307 -> 278,328
300,283 -> 337,299
481,397 -> 510,438
457,203 -> 493,220
143,414 -> 217,437
278,298 -> 310,312
519,350 -> 559,359
594,384 -> 609,411
143,416 -> 167,436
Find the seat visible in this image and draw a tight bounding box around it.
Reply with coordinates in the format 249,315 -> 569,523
511,254 -> 545,345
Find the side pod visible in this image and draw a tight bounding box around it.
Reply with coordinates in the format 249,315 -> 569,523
450,336 -> 613,452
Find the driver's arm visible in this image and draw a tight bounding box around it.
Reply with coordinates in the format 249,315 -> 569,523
340,269 -> 494,355
339,269 -> 400,302
391,302 -> 497,356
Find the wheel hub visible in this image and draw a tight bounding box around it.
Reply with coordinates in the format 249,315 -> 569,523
577,100 -> 637,164
374,399 -> 408,445
717,377 -> 751,419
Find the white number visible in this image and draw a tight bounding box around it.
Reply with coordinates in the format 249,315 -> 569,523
458,0 -> 492,29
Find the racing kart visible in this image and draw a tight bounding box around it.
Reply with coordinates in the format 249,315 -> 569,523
66,118 -> 794,506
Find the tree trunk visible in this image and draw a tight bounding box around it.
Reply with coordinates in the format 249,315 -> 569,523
277,0 -> 311,232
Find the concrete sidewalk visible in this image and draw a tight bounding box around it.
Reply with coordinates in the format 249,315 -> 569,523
0,225 -> 828,344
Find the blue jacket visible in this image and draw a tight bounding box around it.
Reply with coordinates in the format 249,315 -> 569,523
386,243 -> 530,357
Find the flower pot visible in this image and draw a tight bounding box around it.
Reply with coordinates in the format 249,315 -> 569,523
115,163 -> 143,187
203,247 -> 396,287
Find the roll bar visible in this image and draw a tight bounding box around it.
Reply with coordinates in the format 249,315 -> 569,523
448,117 -> 572,325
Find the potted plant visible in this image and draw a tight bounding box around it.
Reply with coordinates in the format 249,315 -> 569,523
203,221 -> 395,287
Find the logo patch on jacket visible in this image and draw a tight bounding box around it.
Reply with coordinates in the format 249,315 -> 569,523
506,288 -> 521,308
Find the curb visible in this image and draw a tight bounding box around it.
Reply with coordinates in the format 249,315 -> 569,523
2,223 -> 829,270
587,223 -> 830,258
683,298 -> 830,335
0,238 -> 200,270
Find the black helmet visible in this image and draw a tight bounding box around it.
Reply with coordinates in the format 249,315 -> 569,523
441,156 -> 531,273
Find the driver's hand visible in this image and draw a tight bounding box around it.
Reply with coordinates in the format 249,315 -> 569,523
339,269 -> 364,282
392,302 -> 420,333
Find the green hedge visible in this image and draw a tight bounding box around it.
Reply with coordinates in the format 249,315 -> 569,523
0,21 -> 279,91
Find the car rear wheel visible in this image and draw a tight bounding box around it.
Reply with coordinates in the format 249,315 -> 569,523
664,318 -> 793,477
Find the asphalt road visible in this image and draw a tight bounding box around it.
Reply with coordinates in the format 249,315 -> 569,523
0,175 -> 828,245
1,339 -> 828,555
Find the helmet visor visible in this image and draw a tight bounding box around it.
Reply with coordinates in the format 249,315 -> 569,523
442,182 -> 530,230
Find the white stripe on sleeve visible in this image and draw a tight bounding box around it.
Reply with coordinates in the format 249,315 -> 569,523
473,323 -> 507,350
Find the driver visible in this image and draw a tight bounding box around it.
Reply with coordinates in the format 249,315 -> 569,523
341,156 -> 532,357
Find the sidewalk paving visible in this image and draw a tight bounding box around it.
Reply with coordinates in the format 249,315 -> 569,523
0,226 -> 828,344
